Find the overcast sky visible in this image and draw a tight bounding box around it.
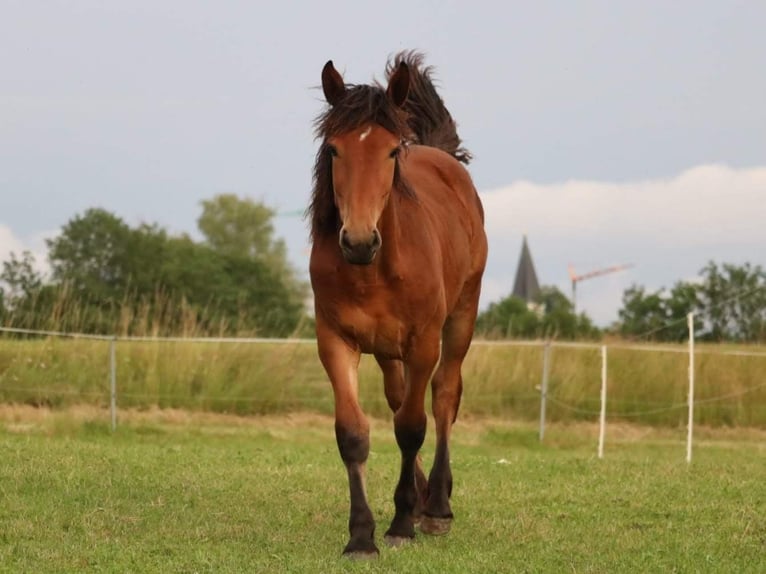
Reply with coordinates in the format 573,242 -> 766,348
1,1 -> 764,325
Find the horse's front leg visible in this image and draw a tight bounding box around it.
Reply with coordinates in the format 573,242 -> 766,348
317,323 -> 377,558
384,333 -> 441,545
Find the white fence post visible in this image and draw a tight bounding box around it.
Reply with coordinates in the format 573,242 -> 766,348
109,337 -> 117,432
539,341 -> 551,442
686,312 -> 695,463
598,345 -> 607,459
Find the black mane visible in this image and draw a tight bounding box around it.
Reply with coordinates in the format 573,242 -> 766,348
387,51 -> 472,164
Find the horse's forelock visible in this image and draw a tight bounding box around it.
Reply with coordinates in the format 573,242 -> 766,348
314,84 -> 412,141
309,84 -> 414,241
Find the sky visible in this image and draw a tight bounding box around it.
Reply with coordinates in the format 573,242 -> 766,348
1,1 -> 765,325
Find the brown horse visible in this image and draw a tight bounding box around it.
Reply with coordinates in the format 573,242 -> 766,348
308,52 -> 487,558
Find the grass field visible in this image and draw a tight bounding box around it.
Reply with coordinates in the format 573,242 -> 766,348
1,406 -> 765,573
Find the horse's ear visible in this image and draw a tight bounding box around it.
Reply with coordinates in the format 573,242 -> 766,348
386,61 -> 410,108
322,60 -> 346,106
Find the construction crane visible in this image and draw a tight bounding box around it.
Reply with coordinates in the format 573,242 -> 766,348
568,263 -> 634,315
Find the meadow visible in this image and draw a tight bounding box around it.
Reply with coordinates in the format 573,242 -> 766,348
1,336 -> 766,427
1,406 -> 765,573
2,331 -> 766,571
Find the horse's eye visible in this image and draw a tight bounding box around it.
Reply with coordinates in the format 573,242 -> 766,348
327,145 -> 338,157
389,146 -> 400,159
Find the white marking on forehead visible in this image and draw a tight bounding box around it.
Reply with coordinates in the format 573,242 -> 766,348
359,126 -> 372,141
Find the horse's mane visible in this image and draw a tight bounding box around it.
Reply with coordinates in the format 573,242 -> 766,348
386,51 -> 472,164
309,51 -> 470,240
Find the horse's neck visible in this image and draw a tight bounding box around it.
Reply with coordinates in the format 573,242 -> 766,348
377,192 -> 405,280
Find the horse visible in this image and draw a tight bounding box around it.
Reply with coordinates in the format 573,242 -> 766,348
308,51 -> 488,558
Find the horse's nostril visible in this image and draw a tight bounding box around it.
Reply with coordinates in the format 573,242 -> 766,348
339,229 -> 352,251
370,229 -> 381,250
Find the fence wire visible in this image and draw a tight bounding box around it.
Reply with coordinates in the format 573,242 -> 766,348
2,324 -> 766,432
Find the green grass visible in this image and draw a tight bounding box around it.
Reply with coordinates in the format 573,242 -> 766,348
1,337 -> 766,427
1,408 -> 765,573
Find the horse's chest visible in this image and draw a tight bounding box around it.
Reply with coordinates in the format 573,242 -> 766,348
311,254 -> 441,357
336,298 -> 409,358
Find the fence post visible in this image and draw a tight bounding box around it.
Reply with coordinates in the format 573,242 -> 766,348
539,341 -> 551,442
598,345 -> 608,459
109,337 -> 117,432
686,312 -> 695,463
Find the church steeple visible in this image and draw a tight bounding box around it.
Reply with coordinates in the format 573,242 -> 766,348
512,235 -> 540,303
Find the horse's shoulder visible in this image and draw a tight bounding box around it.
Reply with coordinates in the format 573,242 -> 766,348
406,144 -> 464,168
403,146 -> 480,218
405,146 -> 471,185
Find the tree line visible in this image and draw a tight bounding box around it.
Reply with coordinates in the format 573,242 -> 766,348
2,196 -> 764,342
617,261 -> 766,342
475,262 -> 766,342
0,195 -> 309,337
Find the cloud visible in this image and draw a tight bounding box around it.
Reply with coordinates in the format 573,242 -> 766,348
478,164 -> 766,325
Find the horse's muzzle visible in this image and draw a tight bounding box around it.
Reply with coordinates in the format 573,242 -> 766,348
339,228 -> 381,265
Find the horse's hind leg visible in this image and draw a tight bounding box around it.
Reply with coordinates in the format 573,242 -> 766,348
380,336 -> 440,544
375,355 -> 428,545
421,280 -> 482,536
317,322 -> 378,558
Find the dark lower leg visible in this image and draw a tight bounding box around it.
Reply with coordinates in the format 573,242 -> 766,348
413,455 -> 428,523
424,366 -> 461,528
376,356 -> 428,522
385,415 -> 427,540
425,433 -> 453,519
336,424 -> 378,556
384,336 -> 439,541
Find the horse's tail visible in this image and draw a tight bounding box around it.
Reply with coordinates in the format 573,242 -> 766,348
386,51 -> 472,165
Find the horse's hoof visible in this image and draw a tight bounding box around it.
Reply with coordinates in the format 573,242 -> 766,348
384,534 -> 413,548
342,540 -> 379,559
420,515 -> 452,536
343,550 -> 378,560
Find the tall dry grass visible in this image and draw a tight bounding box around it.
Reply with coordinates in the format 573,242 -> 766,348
1,337 -> 765,427
2,286 -> 314,339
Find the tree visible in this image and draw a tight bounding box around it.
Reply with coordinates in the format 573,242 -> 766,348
475,295 -> 540,338
618,285 -> 668,339
196,193 -> 307,333
1,251 -> 43,309
663,281 -> 702,340
0,251 -> 65,330
616,261 -> 766,342
11,199 -> 310,337
476,286 -> 600,340
538,286 -> 600,339
1,251 -> 43,326
46,208 -> 133,303
617,283 -> 703,341
198,194 -> 287,269
697,261 -> 766,341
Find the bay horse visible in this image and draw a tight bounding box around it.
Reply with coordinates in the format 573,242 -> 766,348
308,51 -> 488,557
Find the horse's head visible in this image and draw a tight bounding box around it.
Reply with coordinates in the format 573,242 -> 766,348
320,60 -> 410,265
